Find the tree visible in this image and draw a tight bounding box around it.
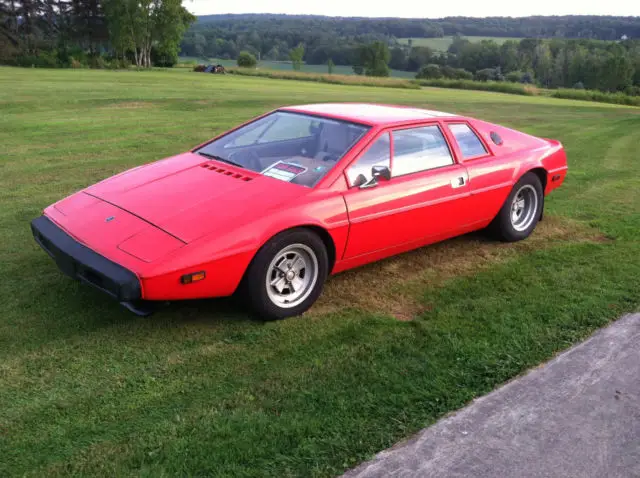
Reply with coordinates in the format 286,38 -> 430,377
237,50 -> 257,67
416,63 -> 442,79
499,40 -> 519,72
327,57 -> 334,74
70,0 -> 109,55
406,46 -> 433,71
103,0 -> 195,68
193,32 -> 206,58
599,50 -> 634,91
532,43 -> 553,87
389,46 -> 407,70
355,41 -> 390,77
289,42 -> 304,70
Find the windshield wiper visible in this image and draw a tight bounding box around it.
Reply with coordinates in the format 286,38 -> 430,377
197,151 -> 244,168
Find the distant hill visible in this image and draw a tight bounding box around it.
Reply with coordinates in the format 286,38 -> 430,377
192,14 -> 640,40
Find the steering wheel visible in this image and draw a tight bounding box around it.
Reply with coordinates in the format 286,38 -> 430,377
317,151 -> 336,162
244,150 -> 262,172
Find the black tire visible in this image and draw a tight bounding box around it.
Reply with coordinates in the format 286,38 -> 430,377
241,228 -> 328,320
490,172 -> 544,242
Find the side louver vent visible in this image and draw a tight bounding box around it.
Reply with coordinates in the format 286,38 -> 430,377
200,163 -> 253,182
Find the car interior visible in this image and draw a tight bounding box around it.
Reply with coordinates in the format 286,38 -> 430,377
197,112 -> 369,187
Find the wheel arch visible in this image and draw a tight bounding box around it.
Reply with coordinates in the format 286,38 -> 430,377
299,224 -> 337,273
527,166 -> 548,192
249,224 -> 337,277
232,223 -> 338,298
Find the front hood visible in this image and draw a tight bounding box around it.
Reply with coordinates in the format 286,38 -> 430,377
84,152 -> 306,243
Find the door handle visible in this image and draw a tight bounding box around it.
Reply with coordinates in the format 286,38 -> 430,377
450,174 -> 468,188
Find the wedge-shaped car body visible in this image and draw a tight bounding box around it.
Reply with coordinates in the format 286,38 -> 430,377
31,103 -> 568,319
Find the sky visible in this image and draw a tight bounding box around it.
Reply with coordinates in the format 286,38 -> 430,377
183,0 -> 640,18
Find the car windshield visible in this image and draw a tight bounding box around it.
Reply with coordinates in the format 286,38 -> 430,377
195,111 -> 369,187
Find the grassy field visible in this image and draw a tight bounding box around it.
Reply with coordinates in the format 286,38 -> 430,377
179,56 -> 416,78
398,35 -> 524,51
1,67 -> 639,477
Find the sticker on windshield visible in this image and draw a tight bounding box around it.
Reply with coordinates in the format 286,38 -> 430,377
262,161 -> 307,182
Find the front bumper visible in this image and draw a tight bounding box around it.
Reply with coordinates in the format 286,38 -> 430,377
31,216 -> 142,303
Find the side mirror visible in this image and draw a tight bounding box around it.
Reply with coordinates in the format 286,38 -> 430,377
372,165 -> 391,181
359,165 -> 391,189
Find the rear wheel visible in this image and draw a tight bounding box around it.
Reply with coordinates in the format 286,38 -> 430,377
242,229 -> 328,320
491,172 -> 544,242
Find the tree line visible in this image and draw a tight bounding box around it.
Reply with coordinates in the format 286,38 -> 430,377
393,37 -> 640,94
183,14 -> 640,96
0,0 -> 195,68
180,13 -> 640,63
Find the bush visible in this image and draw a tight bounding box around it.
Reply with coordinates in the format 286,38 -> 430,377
521,72 -> 534,84
237,51 -> 257,68
624,85 -> 640,97
151,48 -> 178,67
105,57 -> 129,69
416,64 -> 442,80
414,78 -> 534,96
573,81 -> 585,89
444,67 -> 473,80
475,67 -> 504,82
14,51 -> 59,68
506,71 -> 524,83
227,67 -> 419,89
551,88 -> 640,106
88,55 -> 107,69
365,62 -> 390,77
474,68 -> 493,82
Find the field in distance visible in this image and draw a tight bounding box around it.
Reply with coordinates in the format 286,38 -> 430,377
397,35 -> 525,51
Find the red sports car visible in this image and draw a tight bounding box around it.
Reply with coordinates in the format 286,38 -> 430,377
31,103 -> 567,319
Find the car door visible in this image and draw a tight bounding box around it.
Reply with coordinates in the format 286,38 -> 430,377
342,123 -> 473,260
443,121 -> 514,225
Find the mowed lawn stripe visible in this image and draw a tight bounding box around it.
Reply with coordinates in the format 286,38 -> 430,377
0,67 -> 639,477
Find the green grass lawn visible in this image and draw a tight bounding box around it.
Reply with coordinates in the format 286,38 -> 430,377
1,67 -> 639,477
398,35 -> 524,51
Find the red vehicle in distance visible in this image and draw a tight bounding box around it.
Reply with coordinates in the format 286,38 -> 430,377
31,103 -> 567,319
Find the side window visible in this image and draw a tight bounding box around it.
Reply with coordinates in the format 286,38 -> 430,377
346,133 -> 391,187
448,123 -> 488,159
392,126 -> 453,177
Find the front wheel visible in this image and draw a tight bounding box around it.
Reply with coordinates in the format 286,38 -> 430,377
241,229 -> 328,320
490,172 -> 544,242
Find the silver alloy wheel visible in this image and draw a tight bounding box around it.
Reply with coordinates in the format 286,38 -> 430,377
265,243 -> 319,309
510,184 -> 539,232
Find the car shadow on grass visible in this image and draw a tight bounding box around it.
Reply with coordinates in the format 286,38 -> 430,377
312,216 -> 607,321
13,216 -> 605,351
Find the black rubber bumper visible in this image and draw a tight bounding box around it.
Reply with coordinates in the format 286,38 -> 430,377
31,216 -> 142,302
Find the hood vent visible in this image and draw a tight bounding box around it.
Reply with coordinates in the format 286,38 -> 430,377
200,163 -> 253,182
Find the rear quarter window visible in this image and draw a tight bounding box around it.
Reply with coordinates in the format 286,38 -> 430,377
448,123 -> 488,159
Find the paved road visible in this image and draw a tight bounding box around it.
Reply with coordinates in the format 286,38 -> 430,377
344,313 -> 640,478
